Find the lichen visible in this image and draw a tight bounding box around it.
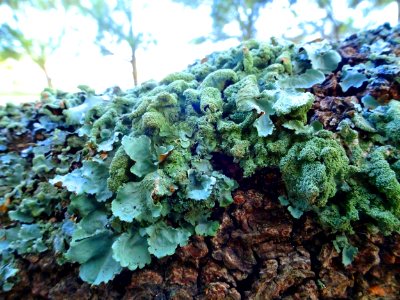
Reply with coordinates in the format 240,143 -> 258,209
2,25 -> 400,289
107,146 -> 131,193
280,135 -> 349,211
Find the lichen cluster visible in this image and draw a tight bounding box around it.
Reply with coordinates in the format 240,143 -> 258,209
1,24 -> 400,289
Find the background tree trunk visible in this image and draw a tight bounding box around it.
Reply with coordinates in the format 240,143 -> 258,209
131,50 -> 138,86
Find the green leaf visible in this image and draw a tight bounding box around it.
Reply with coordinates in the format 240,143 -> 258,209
279,69 -> 325,88
8,207 -> 34,223
112,231 -> 151,270
53,220 -> 75,254
187,169 -> 216,200
283,120 -> 306,131
156,145 -> 174,161
122,135 -> 157,177
200,69 -> 238,91
0,228 -> 18,252
142,221 -> 191,258
50,160 -> 112,202
111,172 -> 165,222
65,214 -> 110,264
339,67 -> 368,92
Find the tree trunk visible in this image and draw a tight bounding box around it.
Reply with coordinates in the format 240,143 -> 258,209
41,65 -> 53,88
397,0 -> 400,24
130,50 -> 138,87
242,21 -> 254,41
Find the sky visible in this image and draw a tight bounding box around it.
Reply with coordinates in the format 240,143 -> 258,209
0,0 -> 398,104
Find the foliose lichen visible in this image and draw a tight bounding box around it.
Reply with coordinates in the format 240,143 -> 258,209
1,25 -> 400,289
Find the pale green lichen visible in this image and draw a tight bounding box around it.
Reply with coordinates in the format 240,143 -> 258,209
200,69 -> 238,91
365,100 -> 400,145
276,50 -> 293,74
161,71 -> 196,85
200,87 -> 223,114
363,147 -> 400,215
280,135 -> 350,211
107,146 -> 131,193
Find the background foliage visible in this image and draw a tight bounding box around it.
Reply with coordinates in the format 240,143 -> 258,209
0,0 -> 399,92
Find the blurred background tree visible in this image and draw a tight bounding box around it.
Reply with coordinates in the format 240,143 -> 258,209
72,0 -> 152,86
0,0 -> 67,88
0,0 -> 399,100
291,0 -> 400,41
173,0 -> 297,42
176,0 -> 399,43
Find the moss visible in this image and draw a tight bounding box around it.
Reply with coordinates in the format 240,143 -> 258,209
224,75 -> 258,108
152,91 -> 178,109
273,91 -> 314,123
332,180 -> 399,235
352,113 -> 376,133
264,63 -> 285,74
